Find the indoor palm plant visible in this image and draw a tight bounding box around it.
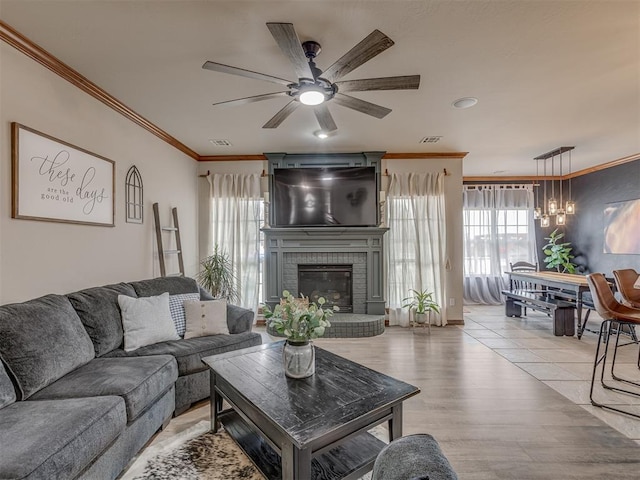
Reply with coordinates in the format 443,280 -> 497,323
402,289 -> 440,325
263,290 -> 338,378
543,229 -> 577,274
195,244 -> 238,302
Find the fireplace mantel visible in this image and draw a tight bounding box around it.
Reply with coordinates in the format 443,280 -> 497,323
262,227 -> 388,315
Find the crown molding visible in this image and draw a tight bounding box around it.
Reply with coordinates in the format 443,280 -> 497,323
198,152 -> 468,162
464,153 -> 639,182
2,20 -> 636,177
0,20 -> 199,160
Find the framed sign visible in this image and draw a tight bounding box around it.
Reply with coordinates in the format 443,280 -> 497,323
11,123 -> 115,227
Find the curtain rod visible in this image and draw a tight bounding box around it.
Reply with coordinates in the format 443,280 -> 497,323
382,168 -> 450,176
463,183 -> 537,189
202,168 -> 450,178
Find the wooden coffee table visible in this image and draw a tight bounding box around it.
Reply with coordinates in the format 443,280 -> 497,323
202,341 -> 419,480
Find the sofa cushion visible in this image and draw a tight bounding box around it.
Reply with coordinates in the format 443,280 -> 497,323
0,361 -> 16,409
169,292 -> 201,337
104,331 -> 263,376
129,276 -> 199,297
30,355 -> 177,422
0,396 -> 126,480
227,304 -> 255,334
67,282 -> 137,357
0,294 -> 95,400
119,293 -> 180,351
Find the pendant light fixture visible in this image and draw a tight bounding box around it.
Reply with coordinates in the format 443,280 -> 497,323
533,146 -> 575,227
540,158 -> 550,227
547,156 -> 558,215
533,159 -> 542,220
565,149 -> 576,214
555,150 -> 566,225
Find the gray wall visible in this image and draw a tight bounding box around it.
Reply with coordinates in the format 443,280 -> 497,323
536,160 -> 640,276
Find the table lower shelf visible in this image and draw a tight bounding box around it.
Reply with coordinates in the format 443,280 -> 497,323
220,410 -> 387,480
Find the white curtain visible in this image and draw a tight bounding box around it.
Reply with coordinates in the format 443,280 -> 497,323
203,173 -> 262,311
385,172 -> 447,327
463,185 -> 537,305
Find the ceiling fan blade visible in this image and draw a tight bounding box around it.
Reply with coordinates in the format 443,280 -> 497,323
266,23 -> 314,80
202,61 -> 292,86
335,75 -> 420,92
322,30 -> 395,83
314,105 -> 338,132
263,100 -> 300,128
332,93 -> 391,119
212,91 -> 290,107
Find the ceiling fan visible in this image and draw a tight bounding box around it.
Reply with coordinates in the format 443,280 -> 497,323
202,22 -> 420,132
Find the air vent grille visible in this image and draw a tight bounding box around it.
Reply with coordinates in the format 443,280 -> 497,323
209,139 -> 233,147
419,136 -> 442,144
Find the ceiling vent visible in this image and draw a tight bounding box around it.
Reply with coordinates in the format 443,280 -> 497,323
209,139 -> 233,147
419,136 -> 442,144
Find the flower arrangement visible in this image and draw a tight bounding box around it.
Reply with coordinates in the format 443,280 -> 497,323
264,290 -> 338,342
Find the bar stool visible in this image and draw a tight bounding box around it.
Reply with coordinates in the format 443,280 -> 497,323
586,273 -> 640,418
613,268 -> 640,309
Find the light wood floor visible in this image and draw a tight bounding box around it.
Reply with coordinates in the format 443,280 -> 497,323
143,305 -> 640,479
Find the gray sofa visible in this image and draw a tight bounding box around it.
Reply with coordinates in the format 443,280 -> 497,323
0,276 -> 262,480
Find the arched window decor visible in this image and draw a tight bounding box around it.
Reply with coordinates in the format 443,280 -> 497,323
125,165 -> 143,224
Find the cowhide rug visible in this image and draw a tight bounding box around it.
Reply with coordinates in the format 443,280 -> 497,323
121,420 -> 381,480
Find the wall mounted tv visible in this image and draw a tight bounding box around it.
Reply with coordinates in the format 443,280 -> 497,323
273,167 -> 378,227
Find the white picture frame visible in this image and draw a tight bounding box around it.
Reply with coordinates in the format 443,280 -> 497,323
11,123 -> 115,227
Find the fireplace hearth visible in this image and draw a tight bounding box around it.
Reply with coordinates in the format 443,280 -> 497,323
298,264 -> 353,313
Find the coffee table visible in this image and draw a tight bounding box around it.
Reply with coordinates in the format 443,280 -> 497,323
202,341 -> 420,480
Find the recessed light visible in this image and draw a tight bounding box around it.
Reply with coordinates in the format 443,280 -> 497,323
314,130 -> 330,139
452,97 -> 478,109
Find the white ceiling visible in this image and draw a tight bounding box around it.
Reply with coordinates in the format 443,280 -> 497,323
1,0 -> 639,176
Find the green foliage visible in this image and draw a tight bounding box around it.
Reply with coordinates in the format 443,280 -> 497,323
195,245 -> 238,302
263,290 -> 338,342
402,289 -> 440,315
543,229 -> 576,274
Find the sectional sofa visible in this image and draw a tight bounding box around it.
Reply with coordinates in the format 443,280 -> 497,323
0,276 -> 262,480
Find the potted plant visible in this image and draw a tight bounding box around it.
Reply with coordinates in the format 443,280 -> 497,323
543,229 -> 577,273
195,244 -> 238,302
263,290 -> 338,378
402,289 -> 440,325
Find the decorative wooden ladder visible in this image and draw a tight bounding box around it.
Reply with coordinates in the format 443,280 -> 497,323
153,203 -> 184,277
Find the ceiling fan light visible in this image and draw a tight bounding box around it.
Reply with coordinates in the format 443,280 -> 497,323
299,89 -> 325,106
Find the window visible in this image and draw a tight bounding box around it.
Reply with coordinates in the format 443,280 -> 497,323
462,185 -> 536,304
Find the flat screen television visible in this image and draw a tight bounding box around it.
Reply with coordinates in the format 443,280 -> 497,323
273,167 -> 377,227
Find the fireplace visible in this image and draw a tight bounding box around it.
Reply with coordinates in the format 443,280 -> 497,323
298,264 -> 353,313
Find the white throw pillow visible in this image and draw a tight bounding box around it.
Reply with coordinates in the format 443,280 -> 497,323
118,293 -> 180,351
183,299 -> 229,338
634,275 -> 640,289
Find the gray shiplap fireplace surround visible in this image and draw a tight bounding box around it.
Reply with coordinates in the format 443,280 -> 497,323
262,152 -> 388,315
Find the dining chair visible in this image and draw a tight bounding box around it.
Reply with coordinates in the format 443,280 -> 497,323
613,268 -> 640,309
509,261 -> 538,273
586,272 -> 640,418
508,262 -> 541,315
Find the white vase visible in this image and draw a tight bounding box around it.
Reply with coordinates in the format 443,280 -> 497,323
283,340 -> 315,379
